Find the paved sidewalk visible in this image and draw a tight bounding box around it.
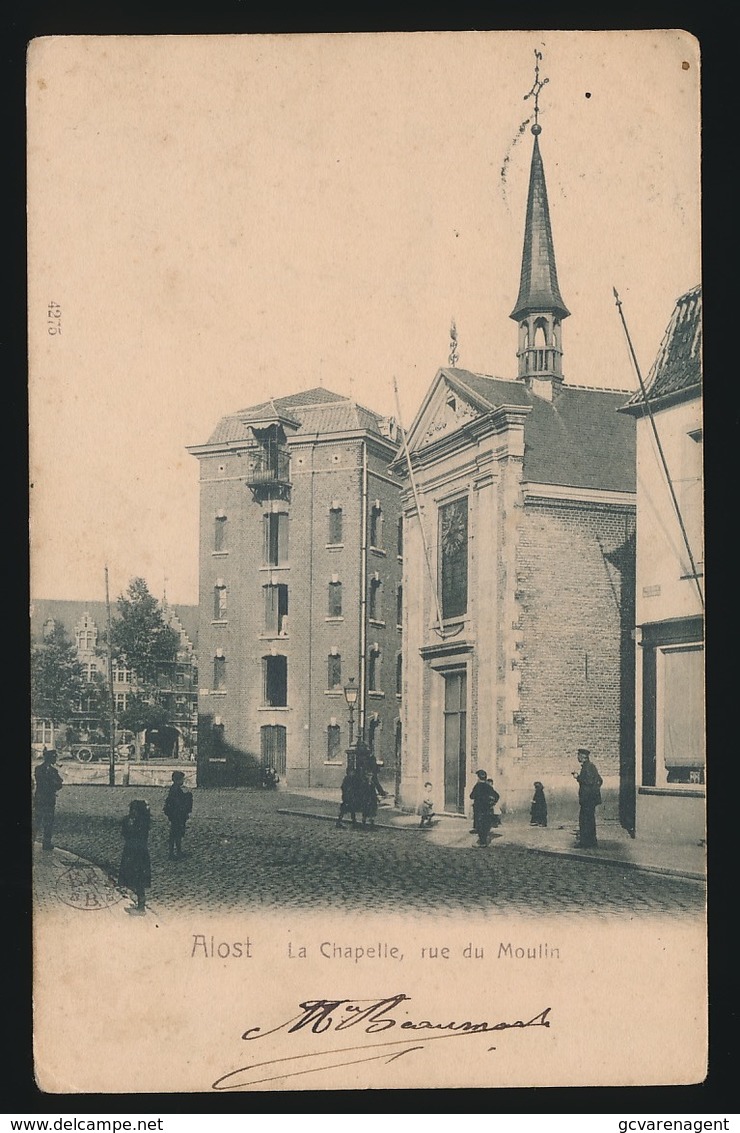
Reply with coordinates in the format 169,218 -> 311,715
279,788 -> 707,881
32,843 -> 164,921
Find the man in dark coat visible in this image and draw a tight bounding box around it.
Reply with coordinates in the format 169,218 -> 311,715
470,769 -> 499,847
573,748 -> 602,848
163,770 -> 193,860
34,749 -> 63,850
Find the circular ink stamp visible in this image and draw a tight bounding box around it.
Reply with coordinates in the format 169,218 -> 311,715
56,862 -> 124,911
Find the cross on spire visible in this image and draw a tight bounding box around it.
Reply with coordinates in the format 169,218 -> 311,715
523,48 -> 549,135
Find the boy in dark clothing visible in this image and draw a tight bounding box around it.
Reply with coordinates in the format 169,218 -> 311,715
163,770 -> 193,860
530,781 -> 548,827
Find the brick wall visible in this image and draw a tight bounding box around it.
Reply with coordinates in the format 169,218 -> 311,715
513,498 -> 636,822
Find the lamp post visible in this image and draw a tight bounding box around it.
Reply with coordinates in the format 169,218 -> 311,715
343,677 -> 359,749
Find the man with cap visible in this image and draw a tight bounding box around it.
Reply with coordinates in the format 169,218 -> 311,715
469,769 -> 499,848
34,748 -> 63,850
572,748 -> 603,849
163,770 -> 193,860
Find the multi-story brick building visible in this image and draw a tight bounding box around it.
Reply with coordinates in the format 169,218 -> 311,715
393,116 -> 637,826
188,388 -> 403,790
30,598 -> 199,758
619,285 -> 704,845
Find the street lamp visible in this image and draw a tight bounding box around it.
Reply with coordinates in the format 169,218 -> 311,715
343,677 -> 359,749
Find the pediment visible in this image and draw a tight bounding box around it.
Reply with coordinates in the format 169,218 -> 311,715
413,380 -> 483,450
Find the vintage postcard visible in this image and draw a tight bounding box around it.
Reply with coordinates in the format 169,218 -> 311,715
28,31 -> 705,1092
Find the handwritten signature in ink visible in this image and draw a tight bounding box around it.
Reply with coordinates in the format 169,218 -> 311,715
212,994 -> 552,1089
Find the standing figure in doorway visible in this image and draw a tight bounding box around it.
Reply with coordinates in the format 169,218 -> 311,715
572,748 -> 602,848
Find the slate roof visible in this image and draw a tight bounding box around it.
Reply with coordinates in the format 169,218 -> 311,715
435,368 -> 636,494
510,135 -> 570,322
622,286 -> 702,412
202,387 -> 392,447
30,598 -> 199,651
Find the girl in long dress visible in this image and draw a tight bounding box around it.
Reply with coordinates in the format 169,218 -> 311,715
118,799 -> 151,913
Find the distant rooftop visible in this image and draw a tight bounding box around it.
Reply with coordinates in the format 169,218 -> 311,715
198,387 -> 397,448
30,598 -> 199,652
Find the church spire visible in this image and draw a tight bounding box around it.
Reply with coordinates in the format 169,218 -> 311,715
510,51 -> 570,392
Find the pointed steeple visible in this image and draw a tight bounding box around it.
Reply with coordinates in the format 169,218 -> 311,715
510,135 -> 570,323
510,52 -> 570,393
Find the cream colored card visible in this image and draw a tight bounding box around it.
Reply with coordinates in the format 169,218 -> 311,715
29,31 -> 705,1093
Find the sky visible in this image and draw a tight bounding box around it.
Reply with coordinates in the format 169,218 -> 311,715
27,31 -> 701,607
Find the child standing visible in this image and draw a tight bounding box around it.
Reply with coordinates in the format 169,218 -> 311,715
418,782 -> 435,828
164,770 -> 193,860
530,781 -> 548,827
118,799 -> 151,914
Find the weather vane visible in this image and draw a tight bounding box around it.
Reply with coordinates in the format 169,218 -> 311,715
523,48 -> 549,135
449,318 -> 459,367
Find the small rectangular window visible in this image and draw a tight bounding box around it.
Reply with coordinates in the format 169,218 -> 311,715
213,656 -> 226,690
263,655 -> 288,707
328,507 -> 343,544
370,503 -> 383,549
264,512 -> 289,566
214,515 -> 227,552
327,724 -> 342,762
328,581 -> 343,617
264,584 -> 289,634
368,646 -> 381,691
369,578 -> 382,620
213,584 -> 227,620
328,653 -> 342,689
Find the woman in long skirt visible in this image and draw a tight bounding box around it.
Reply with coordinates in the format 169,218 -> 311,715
118,799 -> 151,913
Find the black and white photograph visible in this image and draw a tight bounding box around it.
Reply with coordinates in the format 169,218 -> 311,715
28,30 -> 705,1092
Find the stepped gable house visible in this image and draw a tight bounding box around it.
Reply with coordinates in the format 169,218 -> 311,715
393,106 -> 637,825
188,387 -> 403,790
30,598 -> 199,757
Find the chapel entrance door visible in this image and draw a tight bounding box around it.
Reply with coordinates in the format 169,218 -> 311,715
443,669 -> 467,813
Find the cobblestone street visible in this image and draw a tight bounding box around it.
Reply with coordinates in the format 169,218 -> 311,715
43,786 -> 705,919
